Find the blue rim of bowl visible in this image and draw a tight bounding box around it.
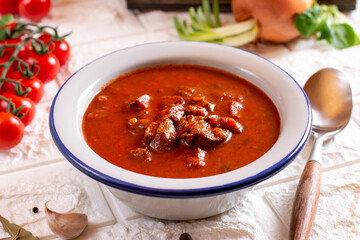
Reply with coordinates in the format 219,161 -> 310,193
49,41 -> 312,199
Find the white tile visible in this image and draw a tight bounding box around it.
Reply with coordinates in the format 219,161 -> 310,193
138,10 -> 176,32
46,0 -> 145,46
0,83 -> 63,174
104,183 -> 288,240
256,117 -> 360,189
66,31 -> 175,77
0,161 -> 116,239
2,0 -> 360,239
264,163 -> 360,239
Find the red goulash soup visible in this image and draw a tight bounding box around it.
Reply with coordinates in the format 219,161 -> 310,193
82,65 -> 280,178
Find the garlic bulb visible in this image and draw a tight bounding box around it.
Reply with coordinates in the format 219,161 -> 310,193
45,203 -> 88,239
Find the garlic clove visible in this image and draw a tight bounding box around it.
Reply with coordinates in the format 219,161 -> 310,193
45,203 -> 88,239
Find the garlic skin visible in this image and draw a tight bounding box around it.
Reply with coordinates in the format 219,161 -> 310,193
45,204 -> 88,239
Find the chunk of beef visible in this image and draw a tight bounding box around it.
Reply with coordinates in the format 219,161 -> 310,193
161,96 -> 185,108
179,116 -> 231,148
130,147 -> 151,162
191,96 -> 215,112
230,101 -> 243,118
208,117 -> 243,133
176,115 -> 204,132
176,115 -> 200,136
130,94 -> 150,110
185,105 -> 208,116
145,118 -> 177,151
158,104 -> 185,123
144,122 -> 158,145
177,122 -> 196,135
213,127 -> 231,139
186,148 -> 207,168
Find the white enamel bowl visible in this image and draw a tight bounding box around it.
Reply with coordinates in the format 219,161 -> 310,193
49,41 -> 312,220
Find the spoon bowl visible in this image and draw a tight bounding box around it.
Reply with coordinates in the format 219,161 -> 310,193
290,68 -> 353,240
304,68 -> 353,134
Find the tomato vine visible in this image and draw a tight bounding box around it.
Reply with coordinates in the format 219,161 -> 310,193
0,14 -> 71,149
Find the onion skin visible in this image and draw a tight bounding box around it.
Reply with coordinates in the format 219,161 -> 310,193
232,0 -> 314,43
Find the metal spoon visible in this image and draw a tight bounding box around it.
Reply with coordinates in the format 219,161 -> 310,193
289,68 -> 353,240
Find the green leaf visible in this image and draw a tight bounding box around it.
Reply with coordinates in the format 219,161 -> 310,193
0,215 -> 40,240
196,6 -> 209,28
189,7 -> 204,31
172,0 -> 257,46
173,16 -> 186,36
212,0 -> 221,27
318,20 -> 332,40
202,0 -> 214,28
0,31 -> 6,41
0,14 -> 14,41
354,33 -> 360,45
328,23 -> 357,49
295,3 -> 360,49
0,14 -> 13,28
295,4 -> 323,37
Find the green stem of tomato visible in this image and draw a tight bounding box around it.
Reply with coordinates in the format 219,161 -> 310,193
0,95 -> 14,113
0,22 -> 59,95
0,14 -> 69,125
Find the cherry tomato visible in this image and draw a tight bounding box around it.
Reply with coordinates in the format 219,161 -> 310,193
0,54 -> 16,79
17,0 -> 51,22
38,33 -> 71,66
0,92 -> 36,127
17,38 -> 33,60
0,0 -> 18,15
24,52 -> 60,83
0,35 -> 28,56
3,71 -> 44,104
0,20 -> 17,33
0,112 -> 24,150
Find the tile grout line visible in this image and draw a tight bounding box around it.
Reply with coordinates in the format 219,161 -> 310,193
70,27 -> 174,49
254,158 -> 360,190
262,194 -> 290,231
52,0 -> 99,8
0,158 -> 66,176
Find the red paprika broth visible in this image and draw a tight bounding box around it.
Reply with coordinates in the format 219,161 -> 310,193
82,65 -> 280,178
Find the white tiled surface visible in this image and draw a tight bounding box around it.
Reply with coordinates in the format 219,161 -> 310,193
0,161 -> 115,239
0,0 -> 359,239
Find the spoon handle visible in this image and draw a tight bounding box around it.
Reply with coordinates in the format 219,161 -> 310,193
289,160 -> 322,240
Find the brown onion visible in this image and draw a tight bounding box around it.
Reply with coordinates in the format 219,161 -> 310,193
232,0 -> 314,43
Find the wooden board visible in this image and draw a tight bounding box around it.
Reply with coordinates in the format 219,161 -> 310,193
127,0 -> 356,12
127,0 -> 232,12
318,0 -> 356,11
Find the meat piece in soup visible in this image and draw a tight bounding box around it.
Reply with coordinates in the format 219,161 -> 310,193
82,65 -> 280,178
